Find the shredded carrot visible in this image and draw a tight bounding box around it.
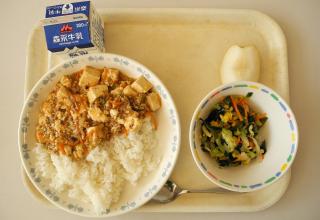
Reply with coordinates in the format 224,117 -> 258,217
244,108 -> 248,121
210,120 -> 220,127
58,143 -> 65,155
112,100 -> 122,108
36,131 -> 44,142
236,136 -> 241,145
230,96 -> 243,121
83,146 -> 89,157
122,129 -> 129,136
241,97 -> 249,105
74,70 -> 83,80
239,99 -> 249,122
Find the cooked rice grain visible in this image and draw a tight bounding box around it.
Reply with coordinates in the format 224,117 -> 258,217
34,119 -> 158,215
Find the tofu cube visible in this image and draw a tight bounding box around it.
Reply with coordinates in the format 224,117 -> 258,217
87,85 -> 108,103
131,76 -> 153,93
79,66 -> 102,87
56,86 -> 72,106
110,87 -> 123,96
87,126 -> 103,136
86,125 -> 104,145
147,92 -> 161,111
60,75 -> 72,88
109,69 -> 120,81
56,86 -> 70,100
123,85 -> 137,96
101,68 -> 120,84
88,107 -> 108,122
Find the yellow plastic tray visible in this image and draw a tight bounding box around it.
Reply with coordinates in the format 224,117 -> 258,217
23,8 -> 290,212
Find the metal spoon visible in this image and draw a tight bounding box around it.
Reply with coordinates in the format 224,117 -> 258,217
152,179 -> 240,203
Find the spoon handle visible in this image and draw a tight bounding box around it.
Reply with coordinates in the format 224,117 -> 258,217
182,188 -> 239,194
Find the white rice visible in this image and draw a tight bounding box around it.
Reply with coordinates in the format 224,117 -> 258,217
34,119 -> 159,215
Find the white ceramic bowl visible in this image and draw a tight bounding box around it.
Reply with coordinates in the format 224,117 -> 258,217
18,53 -> 181,217
189,81 -> 298,192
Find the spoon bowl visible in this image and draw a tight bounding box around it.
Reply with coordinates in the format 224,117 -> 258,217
152,180 -> 238,203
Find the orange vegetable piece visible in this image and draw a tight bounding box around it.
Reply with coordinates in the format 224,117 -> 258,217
230,96 -> 243,121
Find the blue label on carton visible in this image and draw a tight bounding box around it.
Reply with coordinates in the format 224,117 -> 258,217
44,20 -> 93,52
45,1 -> 90,18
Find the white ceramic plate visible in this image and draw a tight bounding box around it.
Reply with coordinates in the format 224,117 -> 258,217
18,53 -> 180,217
189,81 -> 298,192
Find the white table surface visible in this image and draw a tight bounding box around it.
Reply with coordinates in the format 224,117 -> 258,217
1,0 -> 319,219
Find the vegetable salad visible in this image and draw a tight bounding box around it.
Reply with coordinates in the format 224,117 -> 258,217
200,93 -> 268,167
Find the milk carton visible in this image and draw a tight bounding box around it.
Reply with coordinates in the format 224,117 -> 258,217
43,1 -> 104,58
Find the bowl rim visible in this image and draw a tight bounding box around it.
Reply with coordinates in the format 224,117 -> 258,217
18,53 -> 181,217
189,80 -> 299,192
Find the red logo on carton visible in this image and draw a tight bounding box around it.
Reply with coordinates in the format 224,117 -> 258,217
60,24 -> 73,33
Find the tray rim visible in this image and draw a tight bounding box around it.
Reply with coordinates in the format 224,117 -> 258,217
22,8 -> 290,213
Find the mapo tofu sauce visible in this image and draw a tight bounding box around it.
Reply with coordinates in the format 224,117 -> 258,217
36,66 -> 161,160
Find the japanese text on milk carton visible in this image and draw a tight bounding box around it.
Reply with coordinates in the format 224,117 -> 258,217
43,1 -> 104,59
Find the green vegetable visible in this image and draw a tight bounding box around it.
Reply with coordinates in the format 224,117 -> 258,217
221,128 -> 237,152
202,125 -> 212,137
240,132 -> 249,149
199,94 -> 268,167
246,92 -> 253,98
260,140 -> 267,153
